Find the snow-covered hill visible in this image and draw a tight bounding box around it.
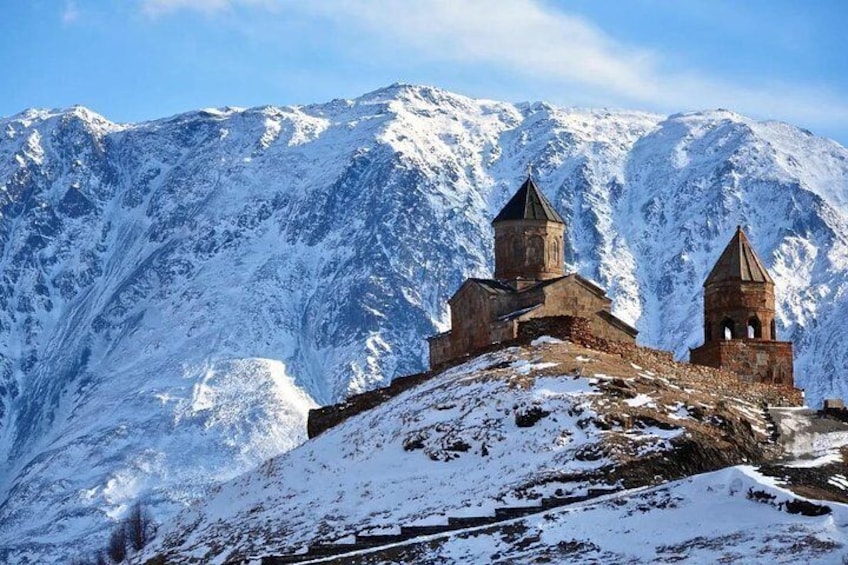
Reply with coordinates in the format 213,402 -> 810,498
143,339 -> 846,564
2,84 -> 848,561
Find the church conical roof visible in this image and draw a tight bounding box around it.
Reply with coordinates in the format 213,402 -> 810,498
492,176 -> 564,224
704,226 -> 773,286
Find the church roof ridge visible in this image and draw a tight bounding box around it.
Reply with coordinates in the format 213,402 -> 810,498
704,226 -> 774,286
492,175 -> 565,224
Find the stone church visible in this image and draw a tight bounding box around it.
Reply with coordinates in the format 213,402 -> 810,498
427,174 -> 795,388
690,227 -> 794,385
427,176 -> 637,367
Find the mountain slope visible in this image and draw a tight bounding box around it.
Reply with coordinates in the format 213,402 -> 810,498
257,468 -> 845,564
143,339 -> 841,564
1,84 -> 848,561
347,466 -> 848,564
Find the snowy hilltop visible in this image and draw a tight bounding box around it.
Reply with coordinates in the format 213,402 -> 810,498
1,84 -> 848,561
144,339 -> 845,564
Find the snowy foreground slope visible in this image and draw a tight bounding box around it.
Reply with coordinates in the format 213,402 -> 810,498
143,340 -> 847,564
2,84 -> 848,561
287,467 -> 847,564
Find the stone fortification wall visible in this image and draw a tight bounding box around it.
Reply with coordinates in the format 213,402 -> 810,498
309,316 -> 802,438
307,371 -> 432,439
428,333 -> 453,368
313,316 -> 594,438
516,316 -> 592,342
691,340 -> 794,386
531,317 -> 800,406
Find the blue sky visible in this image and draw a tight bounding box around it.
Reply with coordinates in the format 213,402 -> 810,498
2,0 -> 848,145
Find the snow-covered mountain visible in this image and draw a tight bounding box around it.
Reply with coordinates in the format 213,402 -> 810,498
1,84 -> 848,561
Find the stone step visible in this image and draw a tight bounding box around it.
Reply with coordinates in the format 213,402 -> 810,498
354,533 -> 408,546
308,543 -> 356,556
446,515 -> 497,528
266,542 -> 389,564
261,553 -> 314,564
494,505 -> 543,519
320,542 -> 392,554
540,494 -> 590,508
587,487 -> 619,497
400,524 -> 454,537
264,494 -> 618,565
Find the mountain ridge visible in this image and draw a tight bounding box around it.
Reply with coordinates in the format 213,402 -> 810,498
1,83 -> 848,562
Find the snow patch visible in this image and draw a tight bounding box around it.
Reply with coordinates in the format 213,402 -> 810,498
530,335 -> 563,347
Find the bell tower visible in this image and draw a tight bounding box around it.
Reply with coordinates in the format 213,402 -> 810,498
492,175 -> 565,288
702,226 -> 776,342
690,226 -> 794,386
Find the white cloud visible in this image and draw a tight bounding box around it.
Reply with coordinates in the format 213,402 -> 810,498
317,0 -> 663,101
134,0 -> 848,129
62,0 -> 80,24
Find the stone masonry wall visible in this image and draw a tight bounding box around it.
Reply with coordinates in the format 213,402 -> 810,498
309,315 -> 802,438
517,316 -> 592,342
428,333 -> 453,368
449,284 -> 496,357
307,371 -> 433,439
494,219 -> 564,281
691,340 -> 794,386
574,333 -> 800,407
530,280 -> 637,343
312,316 -> 594,438
704,281 -> 776,341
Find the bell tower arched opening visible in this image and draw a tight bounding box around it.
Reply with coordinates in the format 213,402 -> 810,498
721,318 -> 734,340
747,317 -> 762,339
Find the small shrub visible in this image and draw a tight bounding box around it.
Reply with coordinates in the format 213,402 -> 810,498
446,439 -> 471,452
402,433 -> 426,451
515,406 -> 551,427
107,524 -> 127,563
126,502 -> 156,551
746,488 -> 776,504
783,499 -> 831,516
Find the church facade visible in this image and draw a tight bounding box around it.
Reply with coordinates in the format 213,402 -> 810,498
427,176 -> 637,368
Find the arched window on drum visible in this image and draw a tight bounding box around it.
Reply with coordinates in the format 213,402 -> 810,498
526,236 -> 544,266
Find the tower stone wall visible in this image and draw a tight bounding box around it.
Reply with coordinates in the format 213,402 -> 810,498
493,219 -> 564,283
690,340 -> 793,386
704,281 -> 776,342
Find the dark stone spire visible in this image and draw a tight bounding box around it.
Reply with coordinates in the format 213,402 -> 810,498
492,175 -> 564,224
704,226 -> 773,286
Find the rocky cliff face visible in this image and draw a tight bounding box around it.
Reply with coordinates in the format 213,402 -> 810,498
1,84 -> 848,561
